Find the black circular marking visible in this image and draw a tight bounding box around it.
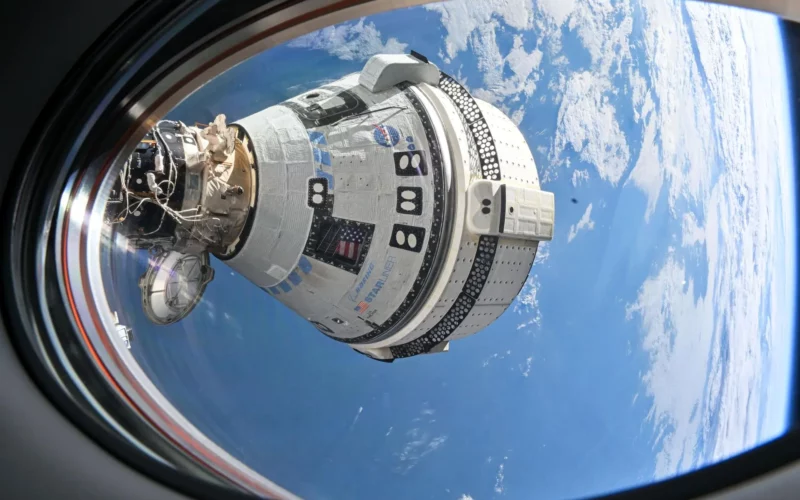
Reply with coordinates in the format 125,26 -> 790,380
388,74 -> 514,359
481,207 -> 491,214
331,83 -> 449,345
482,198 -> 491,206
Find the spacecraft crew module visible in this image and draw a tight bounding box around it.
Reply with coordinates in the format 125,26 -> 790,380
106,52 -> 555,361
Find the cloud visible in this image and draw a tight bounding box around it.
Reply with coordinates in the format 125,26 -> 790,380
535,242 -> 550,267
458,495 -> 475,500
494,459 -> 506,494
395,428 -> 448,474
286,78 -> 336,95
424,0 -> 533,61
625,2 -> 792,479
481,350 -> 511,368
426,1 -> 541,124
536,0 -> 576,27
542,0 -> 635,185
628,67 -> 649,123
288,18 -> 407,61
625,0 -> 715,219
567,203 -> 595,243
350,406 -> 363,429
628,257 -> 719,477
514,276 -> 540,313
681,213 -> 705,247
427,0 -> 633,146
394,407 -> 445,473
568,0 -> 633,75
521,357 -> 533,377
512,275 -> 542,331
553,72 -> 630,185
571,169 -> 590,187
472,31 -> 542,105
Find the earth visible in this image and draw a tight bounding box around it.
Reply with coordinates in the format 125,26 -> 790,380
114,1 -> 796,499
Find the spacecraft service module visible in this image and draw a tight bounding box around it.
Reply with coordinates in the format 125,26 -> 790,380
106,52 -> 555,362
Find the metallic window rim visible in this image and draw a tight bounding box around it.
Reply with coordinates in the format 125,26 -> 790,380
0,0 -> 798,499
4,0 -> 432,497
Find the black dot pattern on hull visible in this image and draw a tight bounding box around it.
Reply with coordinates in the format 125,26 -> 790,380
326,82 -> 449,345
389,72 -> 505,359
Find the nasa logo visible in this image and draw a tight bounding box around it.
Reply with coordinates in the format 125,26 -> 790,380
373,124 -> 400,147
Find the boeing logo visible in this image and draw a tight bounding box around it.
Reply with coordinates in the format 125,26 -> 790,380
353,256 -> 396,313
348,262 -> 375,302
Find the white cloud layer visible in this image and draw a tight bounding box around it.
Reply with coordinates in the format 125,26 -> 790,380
512,274 -> 542,331
567,203 -> 595,243
427,0 -> 542,124
545,0 -> 635,184
681,213 -> 705,247
395,428 -> 448,474
494,460 -> 506,494
536,0 -> 576,27
288,18 -> 407,61
554,72 -> 630,185
568,0 -> 633,74
350,406 -> 363,429
394,407 -> 446,474
420,0 -> 793,489
424,0 -> 533,60
626,0 -> 715,219
572,169 -> 590,187
626,3 -> 792,479
521,357 -> 533,377
289,0 -> 794,487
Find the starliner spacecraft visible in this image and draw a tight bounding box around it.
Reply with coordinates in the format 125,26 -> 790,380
106,52 -> 555,362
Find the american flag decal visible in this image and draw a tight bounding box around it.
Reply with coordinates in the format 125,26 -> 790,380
324,225 -> 367,262
356,301 -> 369,314
335,240 -> 360,260
307,215 -> 375,274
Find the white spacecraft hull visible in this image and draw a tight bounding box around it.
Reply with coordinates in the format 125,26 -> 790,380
111,53 -> 554,361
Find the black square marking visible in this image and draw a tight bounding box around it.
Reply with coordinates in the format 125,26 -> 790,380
394,151 -> 428,176
307,177 -> 331,213
389,224 -> 426,253
303,215 -> 374,274
396,187 -> 423,215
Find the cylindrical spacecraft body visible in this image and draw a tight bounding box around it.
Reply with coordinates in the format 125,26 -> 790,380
223,54 -> 555,361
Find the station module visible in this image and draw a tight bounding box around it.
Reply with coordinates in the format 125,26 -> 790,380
106,52 -> 555,362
